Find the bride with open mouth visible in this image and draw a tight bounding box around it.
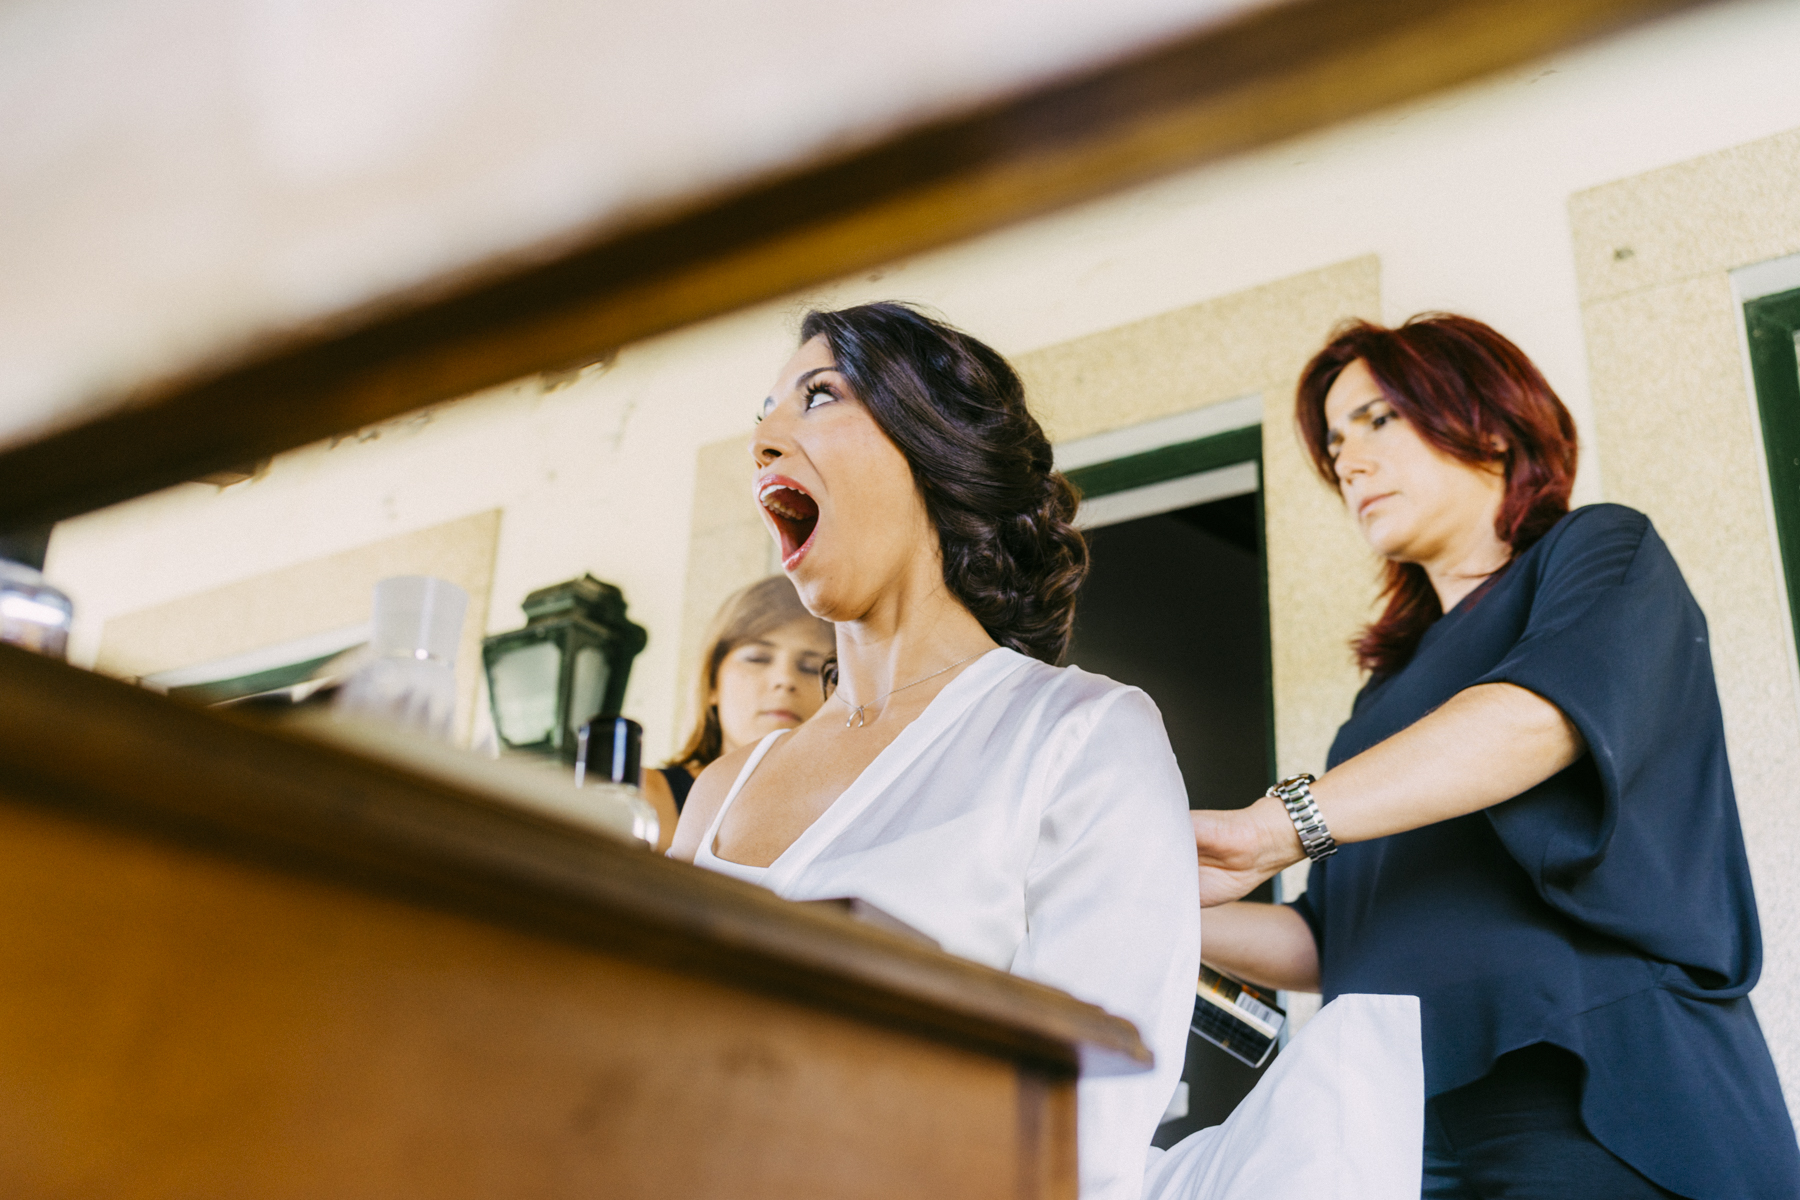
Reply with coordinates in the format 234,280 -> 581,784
669,301 -> 1199,1200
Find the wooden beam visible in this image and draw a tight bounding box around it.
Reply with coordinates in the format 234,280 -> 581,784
0,0 -> 1706,528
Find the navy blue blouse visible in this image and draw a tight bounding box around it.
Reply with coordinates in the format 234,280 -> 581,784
1291,504 -> 1799,1199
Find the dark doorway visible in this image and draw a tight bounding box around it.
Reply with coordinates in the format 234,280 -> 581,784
1063,486 -> 1274,1145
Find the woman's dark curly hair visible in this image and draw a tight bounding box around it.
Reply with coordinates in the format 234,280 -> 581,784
798,302 -> 1088,665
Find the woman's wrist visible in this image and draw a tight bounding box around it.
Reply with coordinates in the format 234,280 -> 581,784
1251,792 -> 1308,876
1194,792 -> 1314,906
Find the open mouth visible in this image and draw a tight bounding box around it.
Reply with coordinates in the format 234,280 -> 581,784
758,478 -> 820,568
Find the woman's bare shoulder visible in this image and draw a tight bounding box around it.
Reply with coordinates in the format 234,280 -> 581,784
666,741 -> 759,862
639,767 -> 681,854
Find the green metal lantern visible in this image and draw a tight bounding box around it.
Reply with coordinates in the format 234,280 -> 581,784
481,575 -> 647,758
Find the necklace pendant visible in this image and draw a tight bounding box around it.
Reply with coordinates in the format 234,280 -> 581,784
846,705 -> 867,729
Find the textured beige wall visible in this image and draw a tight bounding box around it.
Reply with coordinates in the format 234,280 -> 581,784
674,435 -> 781,750
1018,256 -> 1373,445
96,510 -> 500,743
1571,126 -> 1800,1100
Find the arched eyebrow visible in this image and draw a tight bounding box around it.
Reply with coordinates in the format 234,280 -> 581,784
789,365 -> 839,399
1328,398 -> 1386,437
1325,397 -> 1390,455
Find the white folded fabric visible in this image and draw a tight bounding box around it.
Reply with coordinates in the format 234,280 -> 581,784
1142,993 -> 1424,1200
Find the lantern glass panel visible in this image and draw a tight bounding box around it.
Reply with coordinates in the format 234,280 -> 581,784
569,644 -> 610,734
488,638 -> 561,747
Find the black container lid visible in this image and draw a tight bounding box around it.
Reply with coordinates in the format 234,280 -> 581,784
575,716 -> 641,787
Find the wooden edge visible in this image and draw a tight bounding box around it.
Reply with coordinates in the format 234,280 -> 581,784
1017,1069 -> 1082,1200
0,642 -> 1149,1076
0,0 -> 1709,528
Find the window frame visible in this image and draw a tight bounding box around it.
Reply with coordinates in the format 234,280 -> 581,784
1745,287 -> 1800,653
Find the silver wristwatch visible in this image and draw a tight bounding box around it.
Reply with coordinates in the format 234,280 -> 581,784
1268,773 -> 1337,861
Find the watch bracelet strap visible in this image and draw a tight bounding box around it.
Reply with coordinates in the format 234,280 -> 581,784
1269,773 -> 1338,861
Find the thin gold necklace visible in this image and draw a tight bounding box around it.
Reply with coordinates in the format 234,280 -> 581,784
835,649 -> 986,728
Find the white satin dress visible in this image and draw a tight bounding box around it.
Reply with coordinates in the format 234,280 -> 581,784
693,647 -> 1200,1200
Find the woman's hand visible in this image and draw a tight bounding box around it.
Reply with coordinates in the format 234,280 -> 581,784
1192,795 -> 1304,908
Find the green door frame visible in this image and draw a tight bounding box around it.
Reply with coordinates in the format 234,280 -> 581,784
1063,424 -> 1277,791
1745,287 -> 1800,656
1062,425 -> 1261,499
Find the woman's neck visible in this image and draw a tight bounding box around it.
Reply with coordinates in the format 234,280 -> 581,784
1420,530 -> 1513,613
831,576 -> 997,707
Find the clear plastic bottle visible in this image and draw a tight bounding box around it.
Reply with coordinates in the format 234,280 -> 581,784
576,716 -> 660,847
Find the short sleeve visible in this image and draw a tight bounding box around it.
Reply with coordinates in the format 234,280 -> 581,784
1286,875 -> 1325,952
1012,687 -> 1200,1200
1471,505 -> 1760,996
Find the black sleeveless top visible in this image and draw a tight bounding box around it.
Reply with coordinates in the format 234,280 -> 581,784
1290,504 -> 1799,1199
659,765 -> 695,814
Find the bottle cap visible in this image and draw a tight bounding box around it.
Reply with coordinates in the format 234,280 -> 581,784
576,716 -> 642,787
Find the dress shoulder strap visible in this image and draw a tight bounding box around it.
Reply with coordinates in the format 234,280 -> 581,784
696,730 -> 788,868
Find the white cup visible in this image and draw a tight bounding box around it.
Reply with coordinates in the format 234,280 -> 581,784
371,575 -> 467,664
335,576 -> 468,741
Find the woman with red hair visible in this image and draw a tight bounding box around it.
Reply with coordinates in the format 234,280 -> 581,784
1194,314 -> 1798,1198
